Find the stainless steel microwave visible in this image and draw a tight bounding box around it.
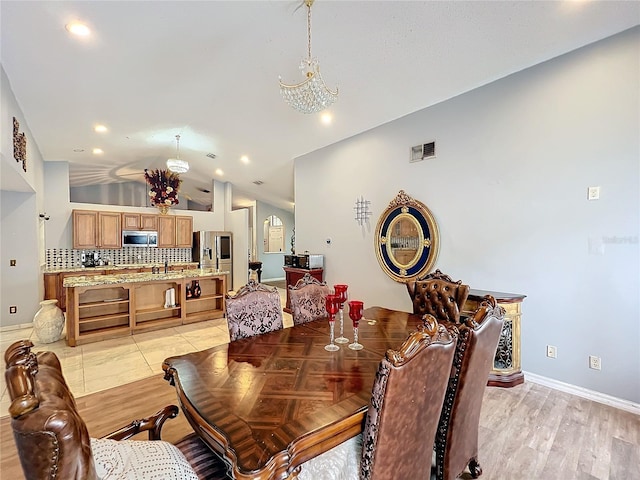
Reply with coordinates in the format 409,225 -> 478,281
122,231 -> 158,248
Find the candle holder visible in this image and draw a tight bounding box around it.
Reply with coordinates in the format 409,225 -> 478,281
348,300 -> 364,350
324,294 -> 340,352
334,284 -> 349,344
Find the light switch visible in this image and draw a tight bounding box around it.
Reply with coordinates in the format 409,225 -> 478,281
588,186 -> 600,200
10,259 -> 16,266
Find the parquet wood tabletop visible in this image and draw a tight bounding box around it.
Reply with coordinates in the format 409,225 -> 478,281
162,307 -> 424,479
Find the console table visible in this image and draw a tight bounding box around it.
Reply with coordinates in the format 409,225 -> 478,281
283,267 -> 323,313
463,289 -> 526,388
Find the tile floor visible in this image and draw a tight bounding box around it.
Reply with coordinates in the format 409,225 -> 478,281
0,288 -> 292,418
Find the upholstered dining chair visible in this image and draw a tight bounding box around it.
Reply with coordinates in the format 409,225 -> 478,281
288,273 -> 331,325
406,269 -> 470,323
4,339 -> 230,480
297,316 -> 457,480
225,279 -> 283,341
434,295 -> 505,480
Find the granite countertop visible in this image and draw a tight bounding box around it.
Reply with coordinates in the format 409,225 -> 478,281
45,262 -> 198,274
63,268 -> 228,288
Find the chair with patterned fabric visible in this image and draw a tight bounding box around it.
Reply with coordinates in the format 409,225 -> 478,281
297,316 -> 457,480
434,295 -> 505,480
406,269 -> 470,324
225,280 -> 284,342
4,339 -> 230,480
288,273 -> 331,325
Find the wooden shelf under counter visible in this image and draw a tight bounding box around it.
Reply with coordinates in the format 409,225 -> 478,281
64,271 -> 226,346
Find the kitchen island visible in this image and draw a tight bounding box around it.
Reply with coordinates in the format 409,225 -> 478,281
63,269 -> 227,346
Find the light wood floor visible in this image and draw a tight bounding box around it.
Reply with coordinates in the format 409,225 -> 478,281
2,376 -> 638,479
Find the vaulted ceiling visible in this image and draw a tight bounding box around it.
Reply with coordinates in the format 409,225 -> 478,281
2,1 -> 638,211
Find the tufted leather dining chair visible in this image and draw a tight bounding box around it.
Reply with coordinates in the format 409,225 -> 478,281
288,273 -> 331,325
225,279 -> 284,341
406,269 -> 470,324
4,339 -> 230,480
434,295 -> 505,480
297,316 -> 457,480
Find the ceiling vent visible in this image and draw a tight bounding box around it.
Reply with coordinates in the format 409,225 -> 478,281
410,141 -> 436,163
253,180 -> 264,185
206,153 -> 217,159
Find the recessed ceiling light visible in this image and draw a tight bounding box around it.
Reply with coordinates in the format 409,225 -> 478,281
94,124 -> 108,133
65,22 -> 91,37
92,148 -> 103,155
215,168 -> 224,176
321,112 -> 333,125
240,155 -> 250,164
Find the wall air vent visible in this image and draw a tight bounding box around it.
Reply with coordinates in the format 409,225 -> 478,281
410,141 -> 436,163
253,180 -> 264,185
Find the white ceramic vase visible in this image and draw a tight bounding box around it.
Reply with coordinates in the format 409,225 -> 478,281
33,299 -> 64,344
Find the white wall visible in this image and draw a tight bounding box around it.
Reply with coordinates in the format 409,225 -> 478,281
256,200 -> 294,281
295,28 -> 639,403
1,65 -> 46,327
223,182 -> 249,291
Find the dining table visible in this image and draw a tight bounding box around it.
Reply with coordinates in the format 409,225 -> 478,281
162,306 -> 426,480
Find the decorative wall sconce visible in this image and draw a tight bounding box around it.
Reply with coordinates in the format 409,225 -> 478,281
354,196 -> 371,226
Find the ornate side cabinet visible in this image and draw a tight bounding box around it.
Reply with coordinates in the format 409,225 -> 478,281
463,289 -> 526,388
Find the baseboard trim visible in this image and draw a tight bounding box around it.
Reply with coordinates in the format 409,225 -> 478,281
262,277 -> 285,283
0,322 -> 34,332
524,371 -> 640,415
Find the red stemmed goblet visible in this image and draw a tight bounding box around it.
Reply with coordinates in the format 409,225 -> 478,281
324,294 -> 340,352
348,300 -> 364,350
333,284 -> 349,344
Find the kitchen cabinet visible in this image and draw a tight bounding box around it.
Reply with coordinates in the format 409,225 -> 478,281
158,216 -> 176,247
158,215 -> 193,247
122,213 -> 158,231
73,210 -> 98,249
98,212 -> 122,248
72,210 -> 122,249
45,270 -> 107,311
64,271 -> 226,346
176,216 -> 193,247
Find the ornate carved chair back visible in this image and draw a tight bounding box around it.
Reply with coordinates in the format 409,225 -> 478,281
288,273 -> 331,325
434,295 -> 505,480
226,279 -> 284,341
406,269 -> 470,323
296,317 -> 457,480
4,340 -> 229,480
360,317 -> 457,480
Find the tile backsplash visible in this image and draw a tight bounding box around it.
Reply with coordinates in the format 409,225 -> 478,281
46,247 -> 192,269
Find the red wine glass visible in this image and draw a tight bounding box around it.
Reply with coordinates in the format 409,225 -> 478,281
333,284 -> 349,344
348,300 -> 364,350
324,294 -> 340,351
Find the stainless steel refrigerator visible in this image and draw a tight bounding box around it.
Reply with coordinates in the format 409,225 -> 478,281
192,231 -> 233,290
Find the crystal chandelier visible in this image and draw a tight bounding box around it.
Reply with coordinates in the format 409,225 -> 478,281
166,134 -> 189,173
279,0 -> 338,114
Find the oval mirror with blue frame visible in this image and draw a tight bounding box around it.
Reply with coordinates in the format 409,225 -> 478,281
374,190 -> 439,282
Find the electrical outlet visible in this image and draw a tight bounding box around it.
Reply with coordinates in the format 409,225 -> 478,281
587,186 -> 600,200
546,345 -> 557,358
589,355 -> 601,370
10,259 -> 16,266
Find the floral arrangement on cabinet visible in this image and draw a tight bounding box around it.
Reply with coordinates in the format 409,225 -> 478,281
144,169 -> 182,208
